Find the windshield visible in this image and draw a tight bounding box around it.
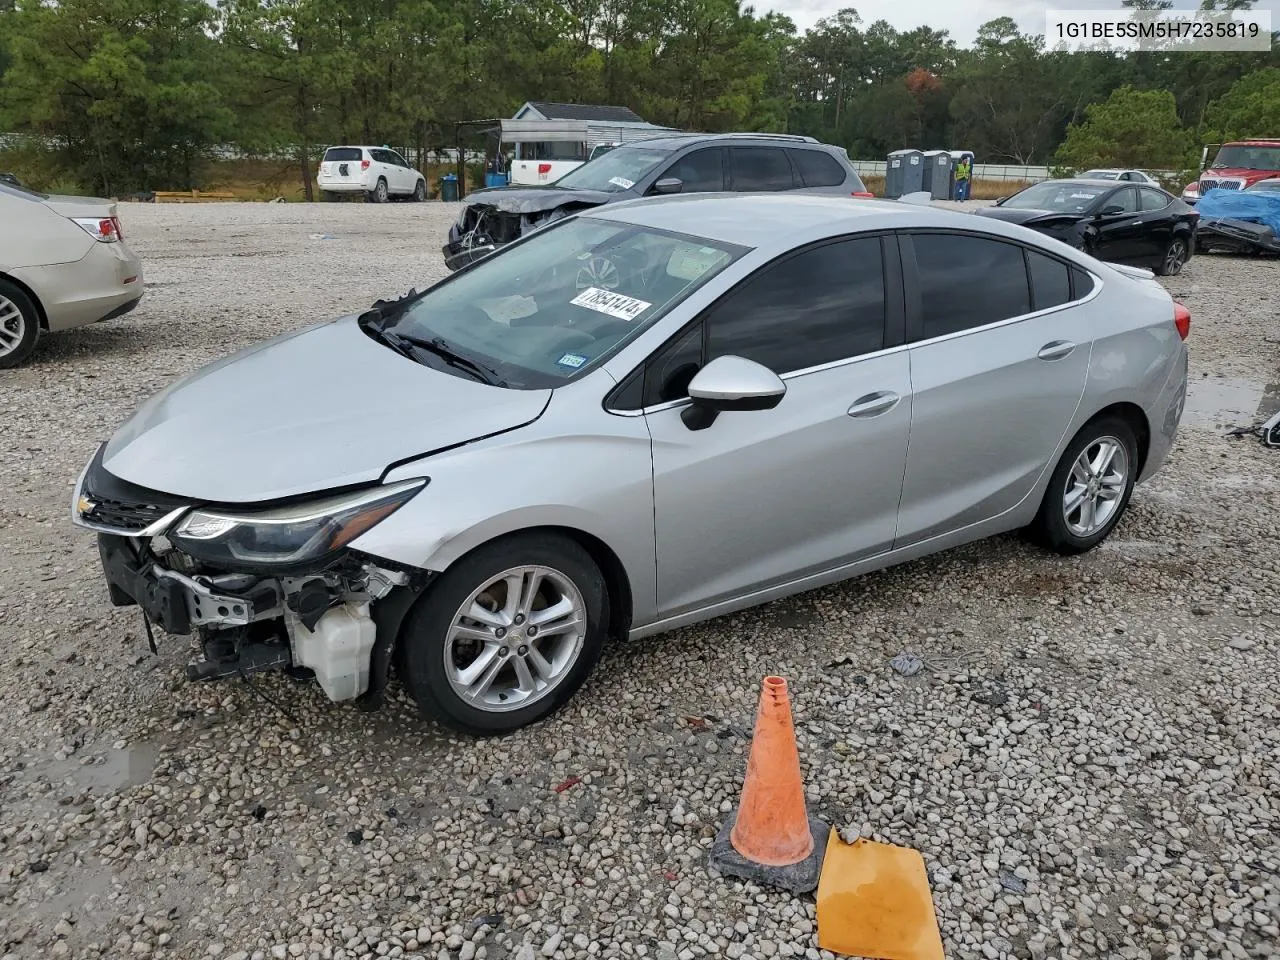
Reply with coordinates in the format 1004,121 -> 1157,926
1003,181 -> 1108,213
1211,145 -> 1280,171
552,145 -> 674,193
1247,179 -> 1280,192
372,216 -> 747,388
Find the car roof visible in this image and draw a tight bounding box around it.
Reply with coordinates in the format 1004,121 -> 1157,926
609,133 -> 829,151
585,193 -> 1050,250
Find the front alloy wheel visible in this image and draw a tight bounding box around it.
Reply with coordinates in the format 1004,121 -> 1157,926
444,565 -> 587,712
400,532 -> 608,734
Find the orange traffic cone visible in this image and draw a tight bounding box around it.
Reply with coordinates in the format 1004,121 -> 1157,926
709,676 -> 828,893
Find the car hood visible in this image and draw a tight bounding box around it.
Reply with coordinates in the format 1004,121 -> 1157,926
975,207 -> 1087,226
102,315 -> 552,504
463,185 -> 618,214
1202,168 -> 1274,181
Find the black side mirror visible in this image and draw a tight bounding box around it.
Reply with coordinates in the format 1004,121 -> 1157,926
1100,204 -> 1124,216
653,178 -> 683,195
994,196 -> 1008,206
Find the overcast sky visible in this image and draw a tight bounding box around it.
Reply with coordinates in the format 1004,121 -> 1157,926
768,0 -> 1280,46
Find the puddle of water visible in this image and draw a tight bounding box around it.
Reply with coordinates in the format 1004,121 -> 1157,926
42,741 -> 158,792
1182,376 -> 1269,429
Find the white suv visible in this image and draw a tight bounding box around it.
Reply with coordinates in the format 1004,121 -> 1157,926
317,146 -> 427,203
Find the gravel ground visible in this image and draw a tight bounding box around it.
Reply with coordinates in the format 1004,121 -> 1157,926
2,201 -> 1278,960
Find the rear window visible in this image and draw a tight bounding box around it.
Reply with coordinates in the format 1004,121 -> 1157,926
324,147 -> 364,162
789,149 -> 846,188
0,180 -> 48,201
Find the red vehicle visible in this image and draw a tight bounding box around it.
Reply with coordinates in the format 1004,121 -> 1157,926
1181,139 -> 1280,203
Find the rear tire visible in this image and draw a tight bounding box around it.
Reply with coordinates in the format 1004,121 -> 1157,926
1028,416 -> 1138,555
399,532 -> 608,735
1156,236 -> 1188,276
367,178 -> 389,203
0,279 -> 41,369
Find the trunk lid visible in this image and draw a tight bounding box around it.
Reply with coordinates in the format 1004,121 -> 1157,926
42,194 -> 118,220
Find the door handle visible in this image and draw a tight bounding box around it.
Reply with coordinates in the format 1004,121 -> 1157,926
1130,219 -> 1144,226
847,391 -> 900,418
1038,340 -> 1076,361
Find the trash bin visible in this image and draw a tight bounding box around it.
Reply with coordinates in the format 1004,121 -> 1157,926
949,150 -> 974,201
885,149 -> 924,199
922,150 -> 954,200
440,174 -> 459,202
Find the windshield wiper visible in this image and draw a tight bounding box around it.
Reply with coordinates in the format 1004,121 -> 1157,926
382,330 -> 508,387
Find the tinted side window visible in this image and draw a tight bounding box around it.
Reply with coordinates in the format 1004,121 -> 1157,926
731,147 -> 795,191
661,149 -> 724,192
390,151 -> 410,168
1027,250 -> 1071,311
790,149 -> 845,187
1071,266 -> 1095,299
706,237 -> 885,374
1106,187 -> 1140,214
1140,188 -> 1170,211
912,234 -> 1030,339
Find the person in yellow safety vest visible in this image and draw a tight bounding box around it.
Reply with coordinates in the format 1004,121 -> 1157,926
955,157 -> 971,201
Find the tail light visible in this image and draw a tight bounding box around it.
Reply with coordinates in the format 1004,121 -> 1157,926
852,191 -> 875,198
71,217 -> 122,243
1173,302 -> 1191,340
361,159 -> 371,170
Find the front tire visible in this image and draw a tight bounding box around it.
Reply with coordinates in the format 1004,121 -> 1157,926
412,179 -> 426,202
1029,416 -> 1138,555
0,279 -> 41,369
399,532 -> 608,735
1156,236 -> 1188,276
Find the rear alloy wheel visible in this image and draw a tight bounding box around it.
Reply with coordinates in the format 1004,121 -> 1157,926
368,177 -> 389,203
399,533 -> 608,734
1029,416 -> 1138,555
0,280 -> 40,369
1157,237 -> 1188,276
412,179 -> 426,202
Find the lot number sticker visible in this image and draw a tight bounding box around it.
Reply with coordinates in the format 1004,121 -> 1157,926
557,353 -> 587,369
570,286 -> 652,321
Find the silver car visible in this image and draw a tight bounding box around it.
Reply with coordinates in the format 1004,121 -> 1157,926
72,194 -> 1190,734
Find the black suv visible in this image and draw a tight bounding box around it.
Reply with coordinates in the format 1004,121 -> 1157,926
442,133 -> 873,271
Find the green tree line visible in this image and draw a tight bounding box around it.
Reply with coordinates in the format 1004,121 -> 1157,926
2,0 -> 1280,195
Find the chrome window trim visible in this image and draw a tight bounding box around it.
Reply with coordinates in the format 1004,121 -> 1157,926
605,260 -> 1104,418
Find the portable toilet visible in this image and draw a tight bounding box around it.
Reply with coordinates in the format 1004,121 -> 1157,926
922,150 -> 954,200
949,150 -> 975,201
885,149 -> 924,199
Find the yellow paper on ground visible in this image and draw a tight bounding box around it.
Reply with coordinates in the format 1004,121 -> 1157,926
816,829 -> 945,960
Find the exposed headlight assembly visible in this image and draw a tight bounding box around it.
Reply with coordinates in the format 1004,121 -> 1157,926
171,479 -> 426,567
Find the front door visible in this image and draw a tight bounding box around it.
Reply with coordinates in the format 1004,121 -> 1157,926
642,235 -> 912,617
1092,186 -> 1150,263
894,232 -> 1093,546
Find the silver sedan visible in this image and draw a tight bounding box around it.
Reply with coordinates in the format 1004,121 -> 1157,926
72,194 -> 1190,734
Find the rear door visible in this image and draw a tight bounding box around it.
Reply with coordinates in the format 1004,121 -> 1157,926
321,147 -> 362,183
893,231 -> 1093,547
728,146 -> 797,192
640,234 -> 911,616
1137,187 -> 1176,259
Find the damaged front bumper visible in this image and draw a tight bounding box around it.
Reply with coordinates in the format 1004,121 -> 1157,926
443,202 -> 572,271
72,447 -> 432,709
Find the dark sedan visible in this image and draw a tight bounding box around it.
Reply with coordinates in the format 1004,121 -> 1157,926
975,179 -> 1198,276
